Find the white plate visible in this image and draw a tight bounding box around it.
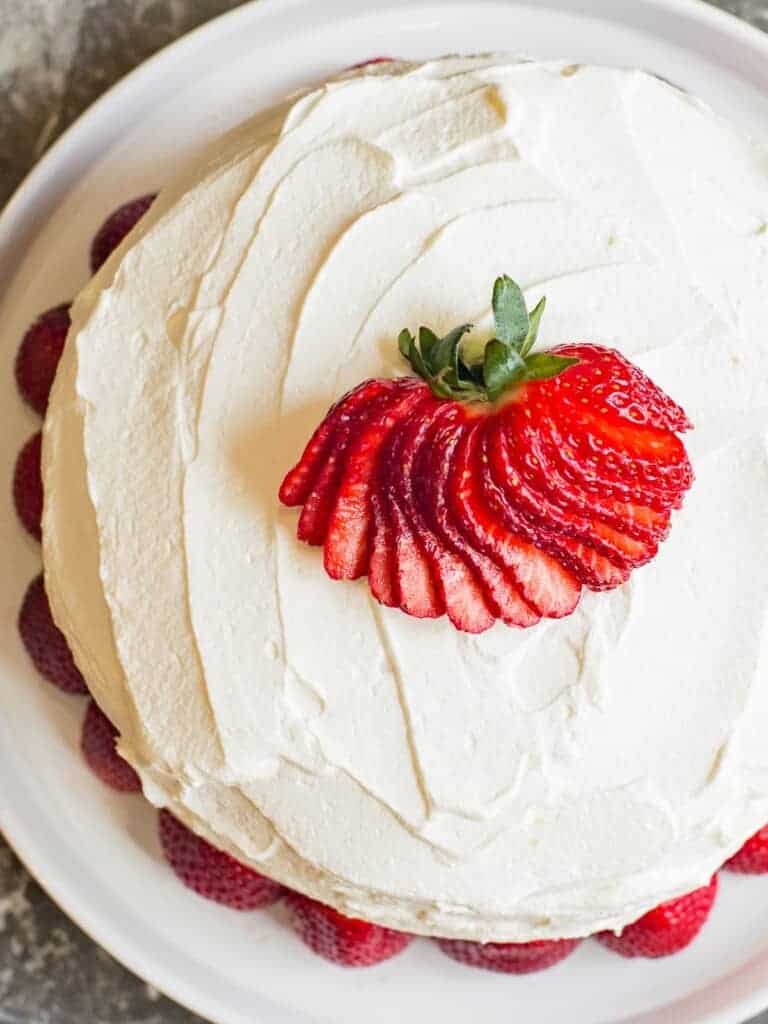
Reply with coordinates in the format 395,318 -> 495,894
2,2 -> 768,1022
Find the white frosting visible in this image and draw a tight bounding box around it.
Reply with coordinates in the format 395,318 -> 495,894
42,57 -> 768,942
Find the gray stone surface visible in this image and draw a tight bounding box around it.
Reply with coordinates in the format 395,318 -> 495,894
1,0 -> 767,1021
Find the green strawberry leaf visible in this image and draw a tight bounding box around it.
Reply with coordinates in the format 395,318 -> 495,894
484,339 -> 527,401
523,352 -> 579,381
418,326 -> 440,371
492,275 -> 529,348
429,323 -> 473,376
398,275 -> 578,403
520,296 -> 546,357
398,328 -> 415,360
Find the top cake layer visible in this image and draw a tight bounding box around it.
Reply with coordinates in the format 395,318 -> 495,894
43,56 -> 768,941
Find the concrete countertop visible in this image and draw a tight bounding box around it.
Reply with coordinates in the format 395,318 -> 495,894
1,1 -> 767,1021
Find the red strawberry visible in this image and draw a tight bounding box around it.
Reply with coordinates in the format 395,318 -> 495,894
90,193 -> 156,272
13,432 -> 43,541
285,890 -> 412,967
18,575 -> 88,695
724,826 -> 768,874
15,303 -> 71,415
280,275 -> 693,632
81,699 -> 141,792
158,810 -> 283,910
596,877 -> 718,958
436,936 -> 580,974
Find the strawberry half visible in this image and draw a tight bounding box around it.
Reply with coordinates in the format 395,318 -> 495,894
285,891 -> 412,967
724,826 -> 768,874
158,810 -> 283,910
596,877 -> 718,958
280,275 -> 693,632
436,936 -> 580,974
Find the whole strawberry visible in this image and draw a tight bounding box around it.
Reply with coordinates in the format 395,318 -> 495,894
436,936 -> 580,974
596,877 -> 718,958
724,826 -> 768,874
90,193 -> 156,272
285,891 -> 412,967
15,303 -> 71,415
18,575 -> 88,695
280,275 -> 693,633
158,810 -> 283,910
81,699 -> 141,792
13,432 -> 43,541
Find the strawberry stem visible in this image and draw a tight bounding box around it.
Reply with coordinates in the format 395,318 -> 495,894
399,275 -> 578,403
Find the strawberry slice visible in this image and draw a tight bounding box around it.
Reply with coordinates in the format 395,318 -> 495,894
526,403 -> 669,547
369,489 -> 398,607
385,490 -> 444,619
507,402 -> 659,565
480,426 -> 630,591
323,383 -> 428,579
415,410 -> 539,628
539,377 -> 693,504
487,416 -> 637,571
538,412 -> 672,542
551,343 -> 691,434
280,379 -> 395,506
384,399 -> 492,631
298,384 -> 406,546
451,425 -> 581,618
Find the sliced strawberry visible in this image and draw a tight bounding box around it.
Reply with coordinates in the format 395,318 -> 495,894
480,426 -> 629,591
280,379 -> 394,506
369,489 -> 398,607
487,416 -> 636,571
385,492 -> 444,619
451,424 -> 581,618
507,403 -> 659,566
298,384 -> 404,546
375,401 -> 457,624
323,381 -> 428,579
415,410 -> 539,628
551,343 -> 691,434
386,401 -> 495,633
526,403 -> 669,547
538,382 -> 692,504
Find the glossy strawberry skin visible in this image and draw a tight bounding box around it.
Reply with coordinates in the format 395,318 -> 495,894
436,936 -> 580,974
724,827 -> 768,874
285,891 -> 412,967
15,303 -> 71,415
13,432 -> 44,542
18,575 -> 88,695
596,877 -> 718,958
81,699 -> 141,792
158,810 -> 283,910
90,194 -> 156,272
279,343 -> 693,632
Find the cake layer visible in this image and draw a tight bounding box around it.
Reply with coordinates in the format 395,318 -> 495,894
43,57 -> 768,941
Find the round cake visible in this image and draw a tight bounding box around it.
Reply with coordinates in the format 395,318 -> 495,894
41,56 -> 768,943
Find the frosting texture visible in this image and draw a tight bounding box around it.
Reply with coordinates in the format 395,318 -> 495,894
42,57 -> 768,941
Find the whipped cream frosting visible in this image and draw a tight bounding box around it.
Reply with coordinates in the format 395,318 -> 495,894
42,57 -> 768,941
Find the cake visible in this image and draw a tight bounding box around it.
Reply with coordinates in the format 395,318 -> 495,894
13,55 -> 768,969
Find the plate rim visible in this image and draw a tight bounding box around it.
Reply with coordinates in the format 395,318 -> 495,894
2,2 -> 768,1022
